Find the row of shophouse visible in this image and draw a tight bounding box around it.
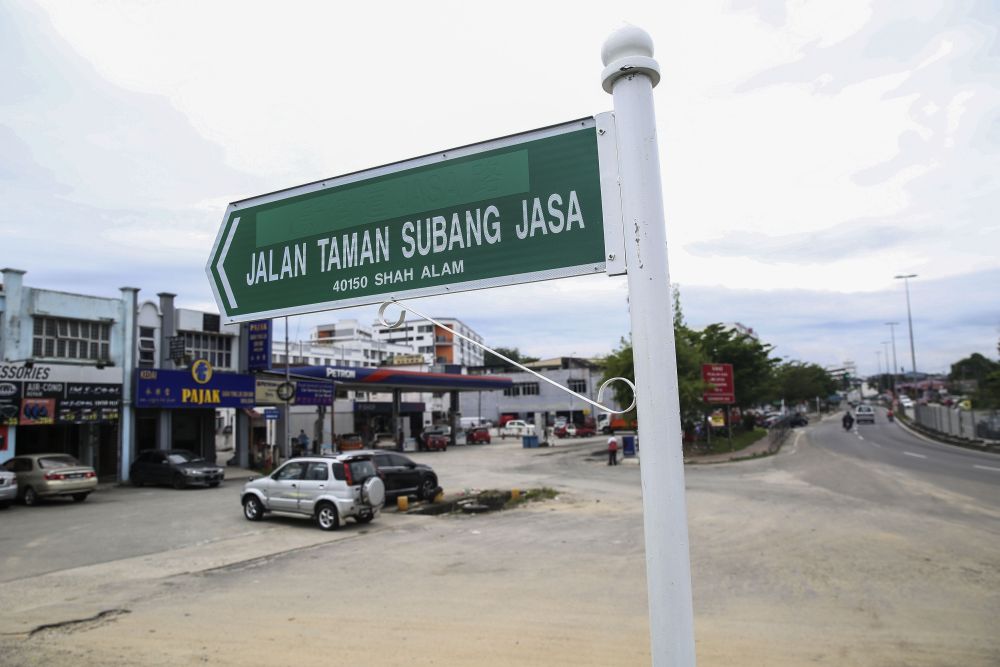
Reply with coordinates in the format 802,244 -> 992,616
0,268 -> 618,481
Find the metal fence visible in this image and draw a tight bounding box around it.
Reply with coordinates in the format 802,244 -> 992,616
911,404 -> 1000,443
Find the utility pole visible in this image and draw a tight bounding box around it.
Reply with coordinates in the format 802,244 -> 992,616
894,274 -> 918,378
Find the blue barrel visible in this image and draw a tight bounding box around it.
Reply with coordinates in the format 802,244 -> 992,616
522,435 -> 539,448
622,435 -> 636,457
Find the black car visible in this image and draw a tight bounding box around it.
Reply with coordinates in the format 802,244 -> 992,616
365,450 -> 438,501
789,414 -> 809,427
130,449 -> 224,489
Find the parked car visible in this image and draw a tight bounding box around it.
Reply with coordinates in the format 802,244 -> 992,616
2,453 -> 97,505
419,429 -> 448,451
789,414 -> 809,427
336,433 -> 364,451
130,449 -> 224,489
500,420 -> 534,437
368,432 -> 398,449
854,405 -> 876,424
367,450 -> 438,501
240,453 -> 385,530
466,427 -> 491,445
0,468 -> 17,509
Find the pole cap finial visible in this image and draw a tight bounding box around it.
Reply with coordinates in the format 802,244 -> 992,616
601,24 -> 660,93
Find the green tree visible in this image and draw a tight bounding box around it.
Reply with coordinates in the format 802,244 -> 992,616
601,337 -> 635,417
483,346 -> 539,369
601,287 -> 706,423
695,324 -> 779,409
949,353 -> 1000,385
776,362 -> 837,404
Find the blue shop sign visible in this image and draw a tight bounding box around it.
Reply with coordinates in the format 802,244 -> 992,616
136,363 -> 255,409
247,320 -> 272,371
294,380 -> 334,406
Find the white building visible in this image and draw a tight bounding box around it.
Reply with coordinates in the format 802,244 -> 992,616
372,317 -> 484,368
463,357 -> 620,426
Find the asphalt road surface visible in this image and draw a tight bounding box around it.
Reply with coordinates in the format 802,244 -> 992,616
1,426 -> 997,666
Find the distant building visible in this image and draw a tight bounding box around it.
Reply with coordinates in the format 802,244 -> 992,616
373,317 -> 485,367
464,357 -> 619,425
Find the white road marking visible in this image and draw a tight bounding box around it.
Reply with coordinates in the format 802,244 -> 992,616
974,464 -> 1000,472
903,451 -> 927,459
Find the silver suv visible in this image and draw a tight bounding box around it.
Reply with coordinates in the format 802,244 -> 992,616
241,454 -> 385,530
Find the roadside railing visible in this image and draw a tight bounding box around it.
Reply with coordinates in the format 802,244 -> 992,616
907,404 -> 999,450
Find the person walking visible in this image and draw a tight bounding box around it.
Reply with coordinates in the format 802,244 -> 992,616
297,429 -> 311,456
607,436 -> 619,466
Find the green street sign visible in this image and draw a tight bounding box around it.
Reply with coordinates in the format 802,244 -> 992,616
207,115 -> 623,323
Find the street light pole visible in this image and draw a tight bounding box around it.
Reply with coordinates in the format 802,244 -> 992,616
893,274 -> 918,378
885,322 -> 900,393
881,341 -> 890,392
875,350 -> 883,392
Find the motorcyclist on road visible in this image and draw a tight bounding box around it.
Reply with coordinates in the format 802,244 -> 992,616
887,409 -> 894,422
842,412 -> 855,430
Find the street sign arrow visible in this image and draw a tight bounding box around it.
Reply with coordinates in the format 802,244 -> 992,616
206,115 -> 623,323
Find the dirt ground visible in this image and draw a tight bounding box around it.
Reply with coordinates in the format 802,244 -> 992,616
1,433 -> 998,666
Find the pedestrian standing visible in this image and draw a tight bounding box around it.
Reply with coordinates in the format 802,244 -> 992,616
297,429 -> 310,456
607,436 -> 619,466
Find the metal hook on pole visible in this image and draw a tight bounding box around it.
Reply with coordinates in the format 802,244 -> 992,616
377,299 -> 637,414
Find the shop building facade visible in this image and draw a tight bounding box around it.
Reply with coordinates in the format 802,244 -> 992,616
0,268 -> 133,479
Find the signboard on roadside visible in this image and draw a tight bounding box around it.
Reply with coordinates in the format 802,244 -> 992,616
207,115 -> 623,323
247,320 -> 272,371
702,363 -> 735,404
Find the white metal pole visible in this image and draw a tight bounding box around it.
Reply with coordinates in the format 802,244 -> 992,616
602,26 -> 696,666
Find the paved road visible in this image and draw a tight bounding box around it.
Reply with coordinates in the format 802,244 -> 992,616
1,431 -> 997,666
807,407 -> 1000,508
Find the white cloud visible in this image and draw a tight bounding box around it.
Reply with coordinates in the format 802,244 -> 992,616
3,0 -> 997,375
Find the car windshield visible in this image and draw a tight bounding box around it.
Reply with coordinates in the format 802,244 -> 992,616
38,455 -> 80,469
167,451 -> 203,464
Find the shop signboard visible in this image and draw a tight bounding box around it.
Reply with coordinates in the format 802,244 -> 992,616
293,380 -> 333,406
0,381 -> 21,426
247,319 -> 272,371
136,366 -> 255,409
58,383 -> 122,423
0,371 -> 122,425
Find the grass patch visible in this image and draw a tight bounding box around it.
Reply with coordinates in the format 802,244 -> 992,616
505,487 -> 558,509
696,428 -> 767,455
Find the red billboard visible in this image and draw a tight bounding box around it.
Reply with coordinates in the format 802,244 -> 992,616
702,363 -> 735,404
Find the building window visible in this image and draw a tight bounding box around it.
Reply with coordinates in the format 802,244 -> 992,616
138,326 -> 156,368
503,382 -> 539,397
182,331 -> 232,369
418,325 -> 432,333
32,316 -> 111,362
568,379 -> 587,393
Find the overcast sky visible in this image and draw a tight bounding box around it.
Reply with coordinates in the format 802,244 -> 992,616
2,0 -> 998,376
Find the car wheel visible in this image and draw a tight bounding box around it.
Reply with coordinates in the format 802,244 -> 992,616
72,493 -> 89,503
23,486 -> 38,506
243,496 -> 264,521
131,476 -> 144,487
172,474 -> 186,490
356,511 -> 374,524
315,502 -> 340,531
420,477 -> 438,501
0,501 -> 10,510
208,481 -> 220,488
